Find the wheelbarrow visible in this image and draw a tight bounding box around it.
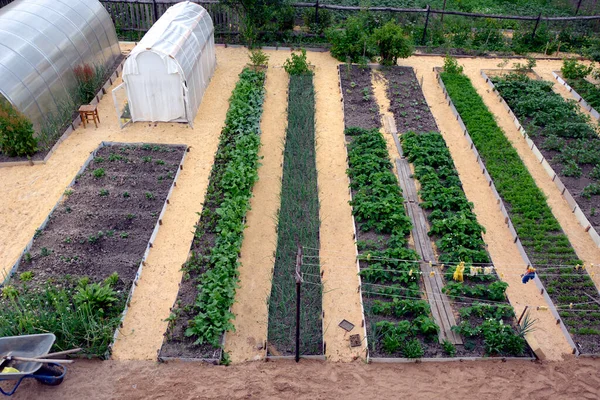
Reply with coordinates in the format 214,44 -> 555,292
0,334 -> 75,396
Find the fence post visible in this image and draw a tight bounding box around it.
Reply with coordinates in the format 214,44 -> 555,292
153,0 -> 159,23
531,12 -> 542,40
440,0 -> 447,24
422,5 -> 431,45
315,0 -> 319,25
575,0 -> 583,15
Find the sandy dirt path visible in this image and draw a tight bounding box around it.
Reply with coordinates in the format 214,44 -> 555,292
225,52 -> 289,363
0,44 -> 250,360
464,60 -> 600,290
309,51 -> 366,361
400,56 -> 573,360
7,357 -> 600,399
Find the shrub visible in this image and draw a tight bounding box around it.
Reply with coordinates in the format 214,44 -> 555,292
326,15 -> 377,63
372,21 -> 413,66
443,55 -> 463,75
0,98 -> 38,157
442,339 -> 456,357
561,59 -> 593,80
283,49 -> 312,75
248,49 -> 269,69
303,8 -> 332,34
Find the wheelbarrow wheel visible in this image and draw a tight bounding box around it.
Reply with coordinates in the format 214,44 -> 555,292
33,363 -> 66,386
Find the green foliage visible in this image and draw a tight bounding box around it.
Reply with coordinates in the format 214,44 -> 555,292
93,168 -> 105,178
453,319 -> 525,356
348,128 -> 413,235
442,339 -> 456,357
248,49 -> 269,68
268,74 -> 322,355
561,59 -> 594,80
73,63 -> 106,105
402,338 -> 425,358
443,281 -> 508,302
303,8 -> 332,34
443,56 -> 463,75
326,14 -> 377,63
372,21 -> 414,66
19,271 -> 33,282
512,57 -> 537,73
0,280 -> 125,356
283,49 -> 313,75
0,97 -> 38,157
184,68 -> 265,347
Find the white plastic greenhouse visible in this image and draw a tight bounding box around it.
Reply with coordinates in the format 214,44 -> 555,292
0,0 -> 120,129
114,1 -> 216,127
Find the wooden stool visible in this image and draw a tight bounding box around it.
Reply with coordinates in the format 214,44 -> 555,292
78,104 -> 100,128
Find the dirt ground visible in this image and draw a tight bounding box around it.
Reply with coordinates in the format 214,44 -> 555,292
7,356 -> 600,400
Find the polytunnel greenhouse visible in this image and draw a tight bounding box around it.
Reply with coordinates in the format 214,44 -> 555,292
114,1 -> 216,126
0,0 -> 121,131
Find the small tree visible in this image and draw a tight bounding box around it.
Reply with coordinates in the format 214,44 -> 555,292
443,55 -> 464,75
283,49 -> 313,75
248,49 -> 269,69
0,98 -> 38,157
372,21 -> 413,66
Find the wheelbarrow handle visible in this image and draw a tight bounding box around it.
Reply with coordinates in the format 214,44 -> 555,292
44,348 -> 82,358
8,356 -> 73,364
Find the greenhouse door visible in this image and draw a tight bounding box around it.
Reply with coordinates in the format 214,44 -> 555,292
126,51 -> 185,122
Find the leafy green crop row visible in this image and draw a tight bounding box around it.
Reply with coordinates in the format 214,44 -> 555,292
492,74 -> 600,201
402,131 -> 525,356
347,127 -> 439,358
267,74 -> 323,356
441,70 -> 600,354
183,68 -> 266,348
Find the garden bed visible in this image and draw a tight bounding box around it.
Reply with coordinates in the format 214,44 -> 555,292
553,71 -> 600,120
338,65 -> 380,129
0,54 -> 126,167
159,68 -> 266,363
267,73 -> 323,357
381,65 -> 528,358
440,67 -> 600,355
487,72 -> 600,236
0,142 -> 186,356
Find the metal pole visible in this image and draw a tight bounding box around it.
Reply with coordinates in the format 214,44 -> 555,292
575,0 -> 583,15
517,305 -> 529,325
422,5 -> 431,45
295,246 -> 303,363
315,0 -> 319,25
531,12 -> 542,40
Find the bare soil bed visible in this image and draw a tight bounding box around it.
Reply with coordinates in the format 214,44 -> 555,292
382,66 -> 438,133
17,143 -> 185,287
338,65 -> 380,129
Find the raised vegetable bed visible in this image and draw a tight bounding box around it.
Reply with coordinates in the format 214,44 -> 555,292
440,68 -> 600,355
0,142 -> 186,356
553,71 -> 600,120
160,68 -> 266,363
338,65 -> 380,129
267,74 -> 323,357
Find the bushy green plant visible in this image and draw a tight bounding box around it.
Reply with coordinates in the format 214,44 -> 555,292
442,339 -> 456,357
248,49 -> 269,68
283,49 -> 313,75
402,338 -> 424,358
443,55 -> 463,75
561,59 -> 593,80
0,98 -> 38,157
372,21 -> 413,66
303,8 -> 332,34
326,14 -> 377,63
73,63 -> 106,104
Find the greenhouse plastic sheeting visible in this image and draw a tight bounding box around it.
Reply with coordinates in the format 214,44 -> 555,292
121,1 -> 216,124
0,0 -> 120,130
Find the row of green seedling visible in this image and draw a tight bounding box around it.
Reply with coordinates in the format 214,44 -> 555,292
160,68 -> 266,362
266,74 -> 323,356
440,67 -> 600,355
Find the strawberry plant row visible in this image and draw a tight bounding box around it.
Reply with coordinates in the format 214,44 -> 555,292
491,73 -> 600,233
160,68 -> 265,362
267,74 -> 323,356
440,70 -> 600,354
402,132 -> 528,356
346,127 -> 440,358
0,142 -> 186,356
338,64 -> 380,129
